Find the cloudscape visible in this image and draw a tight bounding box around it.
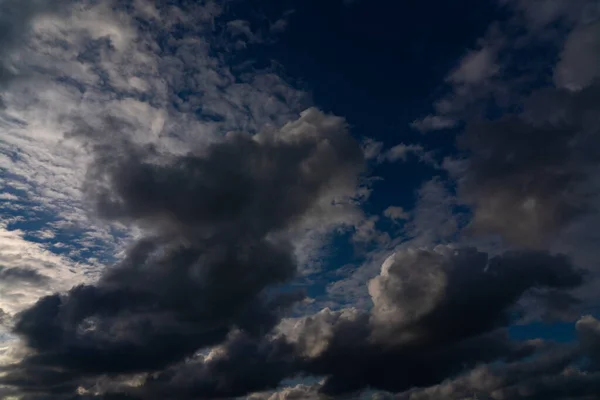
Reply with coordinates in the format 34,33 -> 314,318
1,0 -> 600,399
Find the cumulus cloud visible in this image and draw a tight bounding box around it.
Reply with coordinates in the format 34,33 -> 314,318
298,246 -> 580,396
67,245 -> 583,399
2,107 -> 365,398
268,247 -> 585,399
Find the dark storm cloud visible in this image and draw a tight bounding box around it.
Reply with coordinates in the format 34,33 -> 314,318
295,247 -> 584,396
87,123 -> 362,237
368,248 -> 584,342
3,108 -> 365,398
81,246 -> 585,399
125,331 -> 298,399
455,82 -> 600,247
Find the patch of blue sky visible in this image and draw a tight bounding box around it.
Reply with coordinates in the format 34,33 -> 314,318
509,321 -> 577,343
0,180 -> 121,270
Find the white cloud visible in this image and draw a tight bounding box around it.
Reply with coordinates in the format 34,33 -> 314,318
0,221 -> 96,316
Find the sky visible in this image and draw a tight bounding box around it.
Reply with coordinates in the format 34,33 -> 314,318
1,0 -> 600,399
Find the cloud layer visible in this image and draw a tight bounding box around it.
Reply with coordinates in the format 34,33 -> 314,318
1,0 -> 600,399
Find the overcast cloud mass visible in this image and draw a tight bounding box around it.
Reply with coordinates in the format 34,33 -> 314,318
1,0 -> 600,399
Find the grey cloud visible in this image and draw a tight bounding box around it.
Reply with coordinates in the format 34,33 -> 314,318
414,0 -> 599,133
403,178 -> 461,246
410,115 -> 457,133
122,331 -> 298,399
555,20 -> 600,90
383,319 -> 600,400
455,82 -> 600,247
0,307 -> 11,327
393,344 -> 583,400
383,206 -> 408,222
0,265 -> 50,285
367,247 -> 583,343
576,315 -> 600,368
363,141 -> 436,166
447,47 -> 499,85
381,144 -> 425,163
289,246 -> 582,396
411,37 -> 505,132
227,19 -> 263,45
107,246 -> 585,399
247,383 -> 325,400
362,138 -> 384,161
393,319 -> 600,400
4,108 -> 365,398
502,0 -> 599,29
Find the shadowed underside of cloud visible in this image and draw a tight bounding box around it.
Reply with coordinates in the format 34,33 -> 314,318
392,314 -> 600,400
18,245 -> 582,399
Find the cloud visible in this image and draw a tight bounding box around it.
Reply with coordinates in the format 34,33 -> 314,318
554,20 -> 600,90
383,206 -> 409,222
411,39 -> 504,132
0,223 -> 94,316
410,115 -> 457,133
2,107 -> 365,397
0,266 -> 49,286
576,315 -> 600,368
248,383 -> 325,400
326,178 -> 464,310
502,0 -> 599,29
392,345 -> 581,400
0,0 -> 70,87
382,144 -> 425,163
72,245 -> 585,399
362,141 -> 435,166
0,0 -> 312,252
447,47 -> 499,86
413,0 -> 600,132
277,247 -> 584,398
454,82 -> 600,248
393,315 -> 600,400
